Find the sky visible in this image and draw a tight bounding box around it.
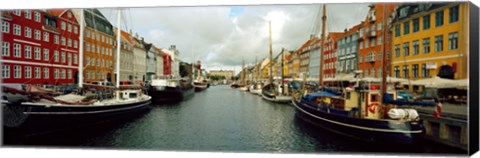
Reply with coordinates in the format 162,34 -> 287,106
99,3 -> 370,74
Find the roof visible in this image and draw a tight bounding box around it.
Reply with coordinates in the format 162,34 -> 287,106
46,9 -> 65,17
327,32 -> 345,41
296,37 -> 319,54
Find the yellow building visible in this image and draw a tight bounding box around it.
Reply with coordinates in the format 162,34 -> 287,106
391,3 -> 469,81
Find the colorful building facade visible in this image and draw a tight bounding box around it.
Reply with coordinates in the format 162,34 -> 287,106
391,3 -> 469,80
337,24 -> 361,74
357,4 -> 396,78
323,32 -> 344,79
2,9 -> 79,85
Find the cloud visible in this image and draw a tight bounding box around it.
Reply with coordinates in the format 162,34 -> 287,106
100,3 -> 370,73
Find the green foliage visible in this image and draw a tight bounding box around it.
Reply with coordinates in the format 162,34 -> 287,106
209,75 -> 226,81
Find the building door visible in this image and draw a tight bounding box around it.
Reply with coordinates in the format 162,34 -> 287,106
437,65 -> 454,79
107,73 -> 112,82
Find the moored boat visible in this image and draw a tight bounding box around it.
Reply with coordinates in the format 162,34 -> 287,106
147,76 -> 194,104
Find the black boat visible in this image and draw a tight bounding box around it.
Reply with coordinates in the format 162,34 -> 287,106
147,78 -> 194,103
194,80 -> 208,92
2,85 -> 152,137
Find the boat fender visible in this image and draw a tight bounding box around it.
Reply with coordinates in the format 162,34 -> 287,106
368,102 -> 379,113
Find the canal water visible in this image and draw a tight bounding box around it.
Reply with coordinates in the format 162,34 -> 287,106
4,85 -> 465,155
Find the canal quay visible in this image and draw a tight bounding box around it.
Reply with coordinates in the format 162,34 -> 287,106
3,85 -> 466,154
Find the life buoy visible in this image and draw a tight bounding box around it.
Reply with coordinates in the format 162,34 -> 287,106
368,102 -> 379,113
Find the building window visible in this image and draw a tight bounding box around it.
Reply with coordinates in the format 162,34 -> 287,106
377,52 -> 382,61
43,49 -> 49,61
24,10 -> 31,19
74,40 -> 78,48
403,65 -> 409,78
34,11 -> 40,22
62,69 -> 66,79
395,25 -> 400,37
422,63 -> 430,78
68,69 -> 72,79
13,43 -> 21,57
44,68 -> 49,79
2,65 -> 10,78
86,43 -> 90,52
13,24 -> 21,36
13,10 -> 21,16
24,27 -> 32,38
377,68 -> 382,78
413,40 -> 419,55
68,23 -> 72,32
74,26 -> 78,34
61,52 -> 66,63
2,42 -> 9,56
365,40 -> 369,49
25,66 -> 31,78
449,5 -> 459,23
2,21 -> 9,33
435,10 -> 444,27
377,37 -> 382,46
68,53 -> 72,65
403,42 -> 409,56
34,67 -> 41,79
54,51 -> 59,62
74,54 -> 78,64
448,32 -> 458,50
423,38 -> 431,54
34,47 -> 41,60
61,37 -> 66,46
54,69 -> 59,79
434,35 -> 443,52
43,32 -> 49,42
24,45 -> 32,59
86,30 -> 90,38
413,18 -> 419,33
371,39 -> 375,47
377,22 -> 383,30
61,22 -> 66,30
54,35 -> 59,44
423,15 -> 431,30
394,44 -> 400,58
14,65 -> 21,78
412,64 -> 419,78
403,21 -> 410,35
34,30 -> 41,40
68,39 -> 72,47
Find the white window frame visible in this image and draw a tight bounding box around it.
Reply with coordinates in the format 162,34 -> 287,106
13,24 -> 21,36
43,32 -> 49,42
2,21 -> 9,33
24,27 -> 32,38
13,43 -> 21,57
61,21 -> 66,30
24,45 -> 32,59
68,69 -> 72,79
2,42 -> 9,56
14,65 -> 21,78
67,23 -> 72,32
61,51 -> 66,63
24,10 -> 31,19
34,30 -> 41,40
2,65 -> 10,78
34,47 -> 41,60
54,35 -> 59,44
34,11 -> 41,22
34,67 -> 41,79
54,68 -> 59,79
61,37 -> 66,46
44,68 -> 49,79
43,48 -> 49,61
74,54 -> 78,64
54,50 -> 59,62
25,66 -> 32,78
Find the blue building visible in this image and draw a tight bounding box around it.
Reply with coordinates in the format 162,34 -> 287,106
337,24 -> 361,74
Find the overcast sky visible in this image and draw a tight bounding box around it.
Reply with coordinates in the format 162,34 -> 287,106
99,3 -> 370,73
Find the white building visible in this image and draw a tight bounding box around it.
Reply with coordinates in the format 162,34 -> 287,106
132,34 -> 147,84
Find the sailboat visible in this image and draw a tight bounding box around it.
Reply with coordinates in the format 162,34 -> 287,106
249,56 -> 263,95
291,4 -> 440,144
2,9 -> 152,137
261,21 -> 293,103
193,61 -> 208,92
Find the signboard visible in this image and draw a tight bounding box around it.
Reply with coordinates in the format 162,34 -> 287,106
426,62 -> 437,69
339,54 -> 355,60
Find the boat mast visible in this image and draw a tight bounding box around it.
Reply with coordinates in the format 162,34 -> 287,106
381,3 -> 388,101
319,4 -> 326,87
281,48 -> 285,94
255,56 -> 257,82
242,57 -> 245,85
78,9 -> 84,88
115,9 -> 121,100
268,21 -> 273,84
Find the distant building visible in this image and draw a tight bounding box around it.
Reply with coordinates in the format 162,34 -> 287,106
132,33 -> 146,84
209,70 -> 234,80
297,35 -> 318,78
337,23 -> 361,74
323,32 -> 345,79
143,42 -> 156,81
391,2 -> 469,80
115,28 -> 135,81
150,45 -> 163,78
168,45 -> 180,78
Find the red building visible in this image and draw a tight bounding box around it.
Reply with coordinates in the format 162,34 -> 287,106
323,32 -> 344,79
162,50 -> 172,76
1,9 -> 80,85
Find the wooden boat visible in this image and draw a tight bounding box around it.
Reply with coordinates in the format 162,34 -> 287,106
194,79 -> 208,92
261,82 -> 292,103
292,4 -> 439,144
2,9 -> 152,137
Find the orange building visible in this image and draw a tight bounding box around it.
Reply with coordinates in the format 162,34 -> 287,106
357,3 -> 397,78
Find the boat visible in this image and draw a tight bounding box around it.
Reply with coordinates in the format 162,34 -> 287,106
260,23 -> 292,103
292,4 -> 439,144
147,76 -> 194,104
193,61 -> 208,92
2,9 -> 152,137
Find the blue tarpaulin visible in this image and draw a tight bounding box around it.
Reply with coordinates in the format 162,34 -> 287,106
304,91 -> 338,102
383,93 -> 435,106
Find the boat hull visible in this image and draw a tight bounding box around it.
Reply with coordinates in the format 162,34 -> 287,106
261,93 -> 292,103
291,99 -> 423,145
2,98 -> 152,137
148,87 -> 182,103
